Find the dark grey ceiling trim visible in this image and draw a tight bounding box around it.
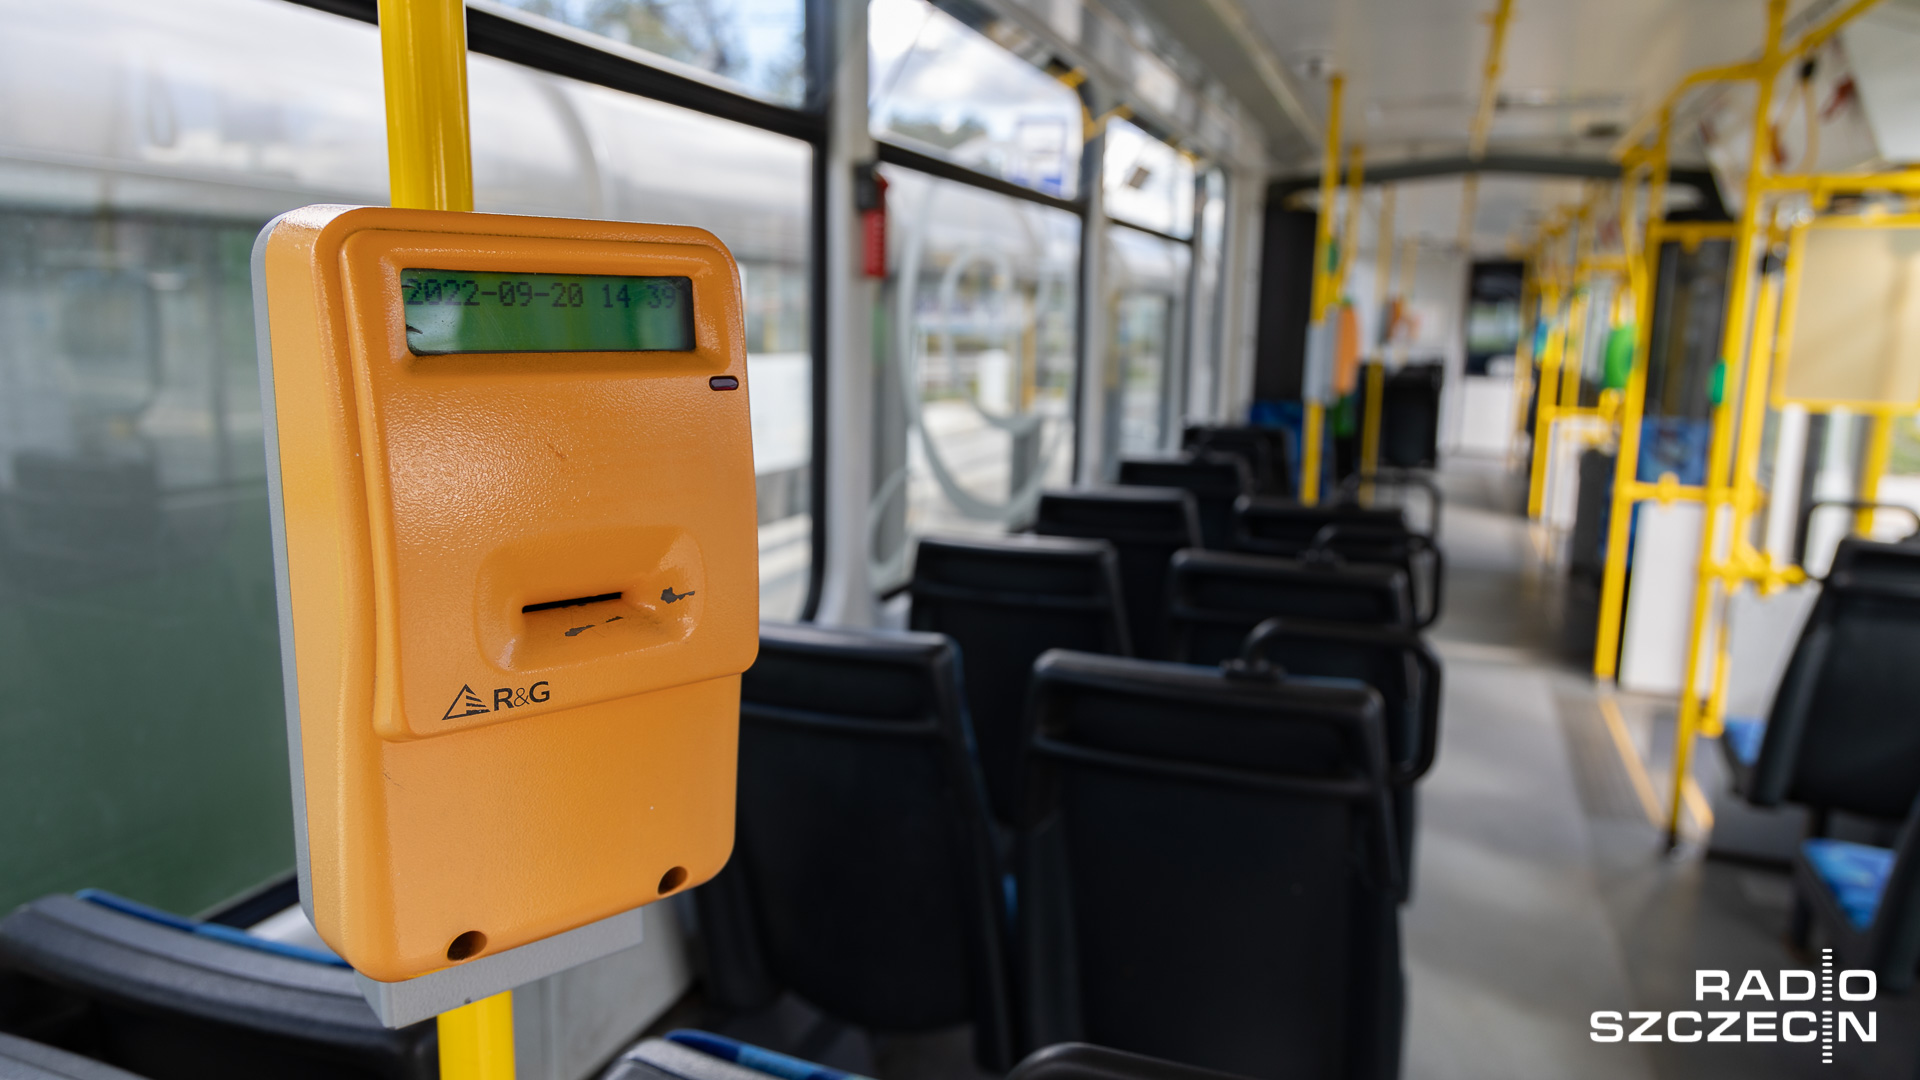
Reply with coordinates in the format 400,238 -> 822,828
1268,154 -> 1720,206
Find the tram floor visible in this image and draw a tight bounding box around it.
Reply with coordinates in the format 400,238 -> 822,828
1410,455 -> 1920,1080
656,456 -> 1920,1080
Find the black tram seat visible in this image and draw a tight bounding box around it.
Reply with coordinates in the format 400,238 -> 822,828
1116,456 -> 1252,550
1377,364 -> 1443,470
0,1033 -> 148,1080
692,624 -> 1013,1070
1034,489 -> 1201,660
1824,532 -> 1920,586
1717,539 -> 1920,826
1236,617 -> 1442,898
0,893 -> 435,1080
1233,495 -> 1443,628
909,535 -> 1130,824
1179,426 -> 1294,499
1011,1042 -> 1254,1080
1791,797 -> 1920,992
1166,549 -> 1414,666
1015,651 -> 1402,1080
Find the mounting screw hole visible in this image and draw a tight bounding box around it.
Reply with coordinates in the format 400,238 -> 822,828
446,930 -> 487,962
658,866 -> 688,894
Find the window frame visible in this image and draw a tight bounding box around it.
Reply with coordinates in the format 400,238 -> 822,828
286,0 -> 1212,614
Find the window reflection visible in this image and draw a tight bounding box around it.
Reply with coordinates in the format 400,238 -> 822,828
872,166 -> 1080,588
491,0 -> 808,105
1106,225 -> 1189,462
1185,168 -> 1227,421
1103,117 -> 1193,239
869,0 -> 1084,198
0,0 -> 814,914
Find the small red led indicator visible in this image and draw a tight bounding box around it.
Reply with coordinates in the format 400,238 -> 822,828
709,376 -> 739,391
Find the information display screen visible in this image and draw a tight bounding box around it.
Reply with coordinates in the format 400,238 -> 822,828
402,269 -> 694,354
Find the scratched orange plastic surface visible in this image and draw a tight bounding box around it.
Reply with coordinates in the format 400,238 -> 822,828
259,206 -> 757,981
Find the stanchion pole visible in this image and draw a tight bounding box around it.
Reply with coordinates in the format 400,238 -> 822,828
376,0 -> 514,1073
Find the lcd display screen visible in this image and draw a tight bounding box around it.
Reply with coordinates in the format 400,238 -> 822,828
402,269 -> 694,354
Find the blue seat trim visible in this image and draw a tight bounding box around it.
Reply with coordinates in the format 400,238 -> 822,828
666,1031 -> 874,1080
1722,716 -> 1765,767
1802,839 -> 1895,930
76,889 -> 351,968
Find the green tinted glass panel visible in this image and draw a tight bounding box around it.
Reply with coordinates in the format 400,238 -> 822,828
402,270 -> 694,354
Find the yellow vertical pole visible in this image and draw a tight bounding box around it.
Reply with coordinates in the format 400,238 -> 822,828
1302,74 -> 1345,506
1858,413 -> 1895,534
380,0 -> 473,211
1340,148 -> 1365,298
1460,0 -> 1514,248
1560,288 -> 1591,411
1560,202 -> 1596,411
1702,262 -> 1785,735
1667,0 -> 1787,848
1338,147 -> 1366,498
378,3 -> 510,1075
1361,187 -> 1394,493
1509,246 -> 1539,469
1527,281 -> 1565,518
1397,236 -> 1417,368
438,993 -> 517,1080
1595,124 -> 1670,679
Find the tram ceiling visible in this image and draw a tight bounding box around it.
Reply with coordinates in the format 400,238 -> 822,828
1220,0 -> 1856,164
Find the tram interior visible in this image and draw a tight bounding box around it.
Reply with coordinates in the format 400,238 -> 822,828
4,1 -> 1920,1079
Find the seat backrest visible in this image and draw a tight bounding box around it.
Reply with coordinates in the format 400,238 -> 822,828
1752,571 -> 1920,820
1827,536 -> 1920,588
1232,499 -> 1440,627
1179,428 -> 1293,499
1035,489 -> 1201,660
1167,549 -> 1413,667
699,624 -> 1012,1068
1116,456 -> 1251,549
1240,618 -> 1442,787
1380,365 -> 1442,469
910,535 -> 1130,823
1017,651 -> 1400,1080
1862,803 -> 1920,992
1232,498 -> 1412,559
0,895 -> 435,1080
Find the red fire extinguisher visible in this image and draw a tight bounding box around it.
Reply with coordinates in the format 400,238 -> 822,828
855,163 -> 888,279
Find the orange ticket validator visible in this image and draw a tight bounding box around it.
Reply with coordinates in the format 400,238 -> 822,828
253,205 -> 757,985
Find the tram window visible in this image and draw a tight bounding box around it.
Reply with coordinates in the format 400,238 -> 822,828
0,0 -> 817,917
490,0 -> 809,106
1639,239 -> 1729,486
871,165 -> 1080,591
1107,225 -> 1191,461
869,0 -> 1085,199
0,210 -> 292,917
1103,118 -> 1194,240
544,80 -> 815,619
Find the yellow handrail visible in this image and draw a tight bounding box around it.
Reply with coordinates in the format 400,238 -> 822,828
1592,147 -> 1665,680
1666,0 -> 1786,848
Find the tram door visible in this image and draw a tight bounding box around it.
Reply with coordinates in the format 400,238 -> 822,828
1615,236 -> 1730,691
